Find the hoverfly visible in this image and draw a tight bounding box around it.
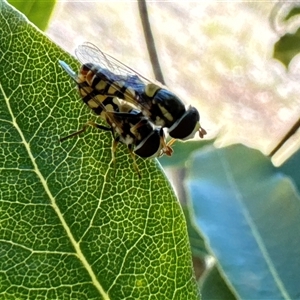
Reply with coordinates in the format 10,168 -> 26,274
59,61 -> 172,177
75,42 -> 207,141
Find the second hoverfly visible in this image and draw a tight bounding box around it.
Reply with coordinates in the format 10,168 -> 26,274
59,61 -> 172,177
75,42 -> 207,142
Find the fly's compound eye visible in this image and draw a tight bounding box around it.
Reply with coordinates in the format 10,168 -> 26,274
134,129 -> 162,158
168,106 -> 200,140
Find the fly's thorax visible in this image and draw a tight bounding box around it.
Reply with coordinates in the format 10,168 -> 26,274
157,103 -> 173,124
143,85 -> 186,128
168,106 -> 200,140
132,117 -> 154,139
153,89 -> 186,121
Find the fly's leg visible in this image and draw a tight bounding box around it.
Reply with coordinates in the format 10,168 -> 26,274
110,138 -> 141,179
60,121 -> 112,142
111,136 -> 120,174
128,144 -> 141,179
128,118 -> 148,134
167,138 -> 176,148
160,130 -> 174,157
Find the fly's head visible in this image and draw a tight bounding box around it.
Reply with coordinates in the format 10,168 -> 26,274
168,106 -> 207,140
134,128 -> 172,159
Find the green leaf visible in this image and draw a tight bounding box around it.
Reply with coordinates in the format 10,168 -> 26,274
8,0 -> 56,31
186,144 -> 300,299
279,149 -> 300,192
0,1 -> 199,299
273,27 -> 300,68
182,206 -> 207,258
283,6 -> 300,21
200,265 -> 237,300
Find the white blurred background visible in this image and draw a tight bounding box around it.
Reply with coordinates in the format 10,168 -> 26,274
47,1 -> 300,165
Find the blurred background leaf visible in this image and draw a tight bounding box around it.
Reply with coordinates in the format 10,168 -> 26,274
8,0 -> 56,31
200,265 -> 237,300
158,140 -> 213,168
284,6 -> 300,21
186,144 -> 300,299
273,28 -> 300,68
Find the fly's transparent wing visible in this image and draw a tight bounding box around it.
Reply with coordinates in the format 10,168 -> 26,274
76,42 -> 118,75
75,42 -> 153,110
76,42 -> 155,84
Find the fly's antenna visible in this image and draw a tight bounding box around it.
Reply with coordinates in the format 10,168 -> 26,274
59,60 -> 77,80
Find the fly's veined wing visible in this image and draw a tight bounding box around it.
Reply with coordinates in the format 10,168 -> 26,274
104,50 -> 165,88
75,42 -> 111,69
75,42 -> 136,81
75,42 -> 152,110
76,42 -> 147,82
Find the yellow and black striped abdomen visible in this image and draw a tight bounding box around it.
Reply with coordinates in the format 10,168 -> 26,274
77,63 -> 137,117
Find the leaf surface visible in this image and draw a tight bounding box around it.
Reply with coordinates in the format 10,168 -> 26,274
186,144 -> 300,299
0,1 -> 199,299
200,266 -> 236,300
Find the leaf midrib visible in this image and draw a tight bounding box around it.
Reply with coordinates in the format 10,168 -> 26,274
217,150 -> 291,299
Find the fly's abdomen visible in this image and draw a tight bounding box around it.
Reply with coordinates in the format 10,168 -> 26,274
80,64 -> 137,113
78,64 -> 125,116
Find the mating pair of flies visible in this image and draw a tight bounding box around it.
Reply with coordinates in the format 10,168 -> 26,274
59,43 -> 207,176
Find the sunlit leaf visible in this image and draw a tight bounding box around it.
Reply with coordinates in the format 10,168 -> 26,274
186,144 -> 300,299
0,1 -> 200,299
